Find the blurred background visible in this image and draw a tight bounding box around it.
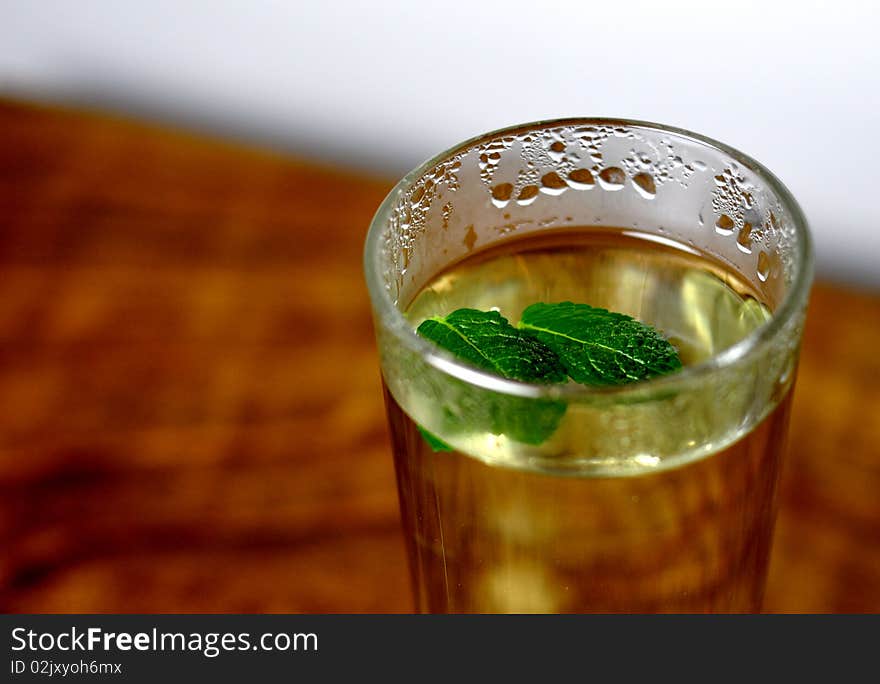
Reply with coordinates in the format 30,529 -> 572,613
0,1 -> 878,613
2,0 -> 879,287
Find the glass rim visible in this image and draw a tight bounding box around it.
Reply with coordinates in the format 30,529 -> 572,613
364,117 -> 814,401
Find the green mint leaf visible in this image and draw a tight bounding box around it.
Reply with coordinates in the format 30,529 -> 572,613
416,309 -> 567,384
416,308 -> 567,445
424,390 -> 565,447
417,425 -> 453,452
485,395 -> 567,445
518,302 -> 682,386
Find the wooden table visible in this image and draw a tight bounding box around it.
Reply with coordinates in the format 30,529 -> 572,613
0,99 -> 877,613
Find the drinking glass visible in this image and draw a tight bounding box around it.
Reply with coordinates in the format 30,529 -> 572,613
364,119 -> 813,613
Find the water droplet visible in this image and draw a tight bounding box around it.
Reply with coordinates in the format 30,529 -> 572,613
567,168 -> 595,189
441,202 -> 453,229
463,225 -> 477,251
631,172 -> 656,199
597,167 -> 625,190
539,171 -> 568,195
410,185 -> 425,205
490,182 -> 513,207
736,222 -> 753,253
756,250 -> 771,281
715,214 -> 735,235
480,151 -> 501,170
516,184 -> 539,205
547,139 -> 566,162
693,160 -> 707,171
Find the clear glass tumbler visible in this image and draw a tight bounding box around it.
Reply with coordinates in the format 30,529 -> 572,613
364,119 -> 813,613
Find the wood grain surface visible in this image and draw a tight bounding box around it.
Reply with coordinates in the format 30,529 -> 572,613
0,99 -> 877,613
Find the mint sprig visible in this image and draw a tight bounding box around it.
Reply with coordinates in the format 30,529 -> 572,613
414,302 -> 681,450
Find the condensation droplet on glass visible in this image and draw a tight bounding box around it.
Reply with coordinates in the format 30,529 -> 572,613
715,214 -> 736,235
693,160 -> 707,171
539,171 -> 568,196
516,184 -> 539,206
597,167 -> 626,191
441,202 -> 453,230
756,250 -> 771,281
631,172 -> 656,199
490,182 -> 513,208
463,225 -> 477,252
410,185 -> 425,205
737,222 -> 753,253
548,139 -> 565,161
567,168 -> 595,190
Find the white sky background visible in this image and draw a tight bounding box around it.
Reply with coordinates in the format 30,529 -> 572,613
1,0 -> 878,287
